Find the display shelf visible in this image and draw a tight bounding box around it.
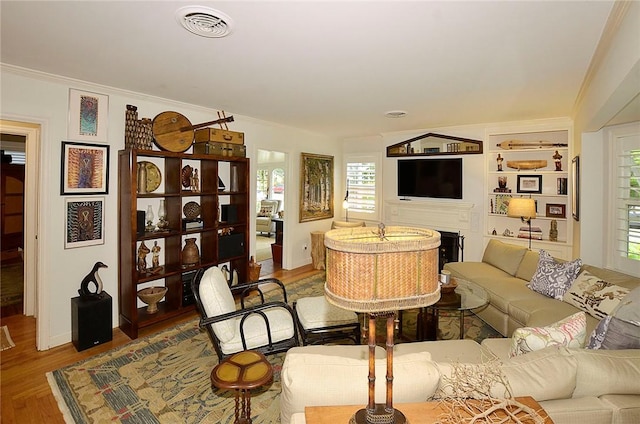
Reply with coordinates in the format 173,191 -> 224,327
118,148 -> 250,339
485,125 -> 573,259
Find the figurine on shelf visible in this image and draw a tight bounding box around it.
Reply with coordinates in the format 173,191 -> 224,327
492,228 -> 497,235
151,241 -> 161,269
496,154 -> 504,171
553,150 -> 563,171
549,220 -> 558,242
191,169 -> 200,192
137,241 -> 150,273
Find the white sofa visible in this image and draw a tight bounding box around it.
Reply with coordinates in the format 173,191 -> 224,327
280,339 -> 640,424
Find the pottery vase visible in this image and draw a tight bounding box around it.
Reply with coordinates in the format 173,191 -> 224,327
181,238 -> 200,268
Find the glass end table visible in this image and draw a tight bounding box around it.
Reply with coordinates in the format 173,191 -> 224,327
417,277 -> 489,341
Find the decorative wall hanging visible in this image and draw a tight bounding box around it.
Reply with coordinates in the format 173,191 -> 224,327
61,141 -> 110,195
64,197 -> 105,249
300,152 -> 334,222
68,89 -> 109,142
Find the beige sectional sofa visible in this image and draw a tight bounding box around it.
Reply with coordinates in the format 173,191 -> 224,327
443,239 -> 640,337
280,339 -> 640,424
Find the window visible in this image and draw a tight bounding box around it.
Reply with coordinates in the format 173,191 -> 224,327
256,168 -> 269,202
345,154 -> 380,221
271,168 -> 285,203
609,123 -> 640,274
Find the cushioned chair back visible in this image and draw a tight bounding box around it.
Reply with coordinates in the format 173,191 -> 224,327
258,199 -> 280,216
197,266 -> 237,343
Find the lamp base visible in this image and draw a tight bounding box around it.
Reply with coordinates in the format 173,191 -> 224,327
349,404 -> 407,424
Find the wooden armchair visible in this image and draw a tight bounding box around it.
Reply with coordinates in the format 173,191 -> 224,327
192,266 -> 299,360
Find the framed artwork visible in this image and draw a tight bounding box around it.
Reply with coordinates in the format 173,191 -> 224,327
300,152 -> 334,222
65,197 -> 105,248
517,175 -> 542,194
61,141 -> 110,195
546,203 -> 566,218
68,89 -> 109,142
572,156 -> 580,221
494,194 -> 512,215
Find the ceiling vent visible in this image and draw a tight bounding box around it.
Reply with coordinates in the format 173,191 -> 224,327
385,110 -> 408,118
176,6 -> 234,38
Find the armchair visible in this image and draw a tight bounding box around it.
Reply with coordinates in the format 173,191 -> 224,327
192,266 -> 299,360
256,199 -> 280,236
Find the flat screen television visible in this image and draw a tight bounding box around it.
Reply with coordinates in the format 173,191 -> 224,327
397,158 -> 463,199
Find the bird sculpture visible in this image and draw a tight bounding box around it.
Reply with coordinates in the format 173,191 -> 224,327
78,261 -> 108,299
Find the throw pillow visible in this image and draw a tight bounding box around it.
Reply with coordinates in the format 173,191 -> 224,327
528,250 -> 582,300
509,311 -> 587,357
258,205 -> 274,217
563,270 -> 630,320
587,286 -> 640,349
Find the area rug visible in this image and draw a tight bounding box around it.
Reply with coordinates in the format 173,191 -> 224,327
255,235 -> 273,262
1,325 -> 15,351
47,271 -> 501,424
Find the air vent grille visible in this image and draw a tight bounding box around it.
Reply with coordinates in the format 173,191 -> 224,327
176,6 -> 233,38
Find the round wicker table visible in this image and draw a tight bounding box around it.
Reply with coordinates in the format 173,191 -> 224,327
210,350 -> 273,424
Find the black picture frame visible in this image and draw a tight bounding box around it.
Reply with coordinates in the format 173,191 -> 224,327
60,141 -> 110,195
516,175 -> 542,194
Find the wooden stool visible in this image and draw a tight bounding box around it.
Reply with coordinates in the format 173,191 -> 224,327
210,350 -> 273,424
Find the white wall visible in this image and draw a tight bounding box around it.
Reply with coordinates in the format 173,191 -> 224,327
0,66 -> 338,348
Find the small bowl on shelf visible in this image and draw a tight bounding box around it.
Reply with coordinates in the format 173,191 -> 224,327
137,286 -> 168,314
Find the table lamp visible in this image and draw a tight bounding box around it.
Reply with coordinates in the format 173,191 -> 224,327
507,197 -> 537,249
324,224 -> 441,424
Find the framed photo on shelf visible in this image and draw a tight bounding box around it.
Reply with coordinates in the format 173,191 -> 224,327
61,141 -> 110,195
299,152 -> 334,222
517,175 -> 542,194
572,156 -> 580,221
64,197 -> 105,249
494,194 -> 512,215
68,89 -> 109,142
546,203 -> 566,218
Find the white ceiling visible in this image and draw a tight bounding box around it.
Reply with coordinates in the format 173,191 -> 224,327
0,1 -> 623,139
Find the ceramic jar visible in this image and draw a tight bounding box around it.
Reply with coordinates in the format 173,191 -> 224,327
181,238 -> 200,268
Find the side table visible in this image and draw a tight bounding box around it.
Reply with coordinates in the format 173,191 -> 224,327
211,350 -> 273,424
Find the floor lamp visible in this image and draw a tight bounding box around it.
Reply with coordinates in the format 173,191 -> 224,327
324,225 -> 441,424
508,198 -> 537,249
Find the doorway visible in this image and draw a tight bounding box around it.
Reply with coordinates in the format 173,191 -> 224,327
255,149 -> 286,272
0,119 -> 42,348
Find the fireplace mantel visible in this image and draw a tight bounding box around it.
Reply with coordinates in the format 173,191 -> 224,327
383,199 -> 475,233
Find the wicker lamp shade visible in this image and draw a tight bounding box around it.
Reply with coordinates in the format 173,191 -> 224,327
324,226 -> 441,313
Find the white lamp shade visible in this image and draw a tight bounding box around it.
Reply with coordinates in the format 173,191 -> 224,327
508,198 -> 536,219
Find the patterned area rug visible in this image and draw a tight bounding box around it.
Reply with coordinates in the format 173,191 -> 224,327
1,325 -> 15,351
47,271 -> 501,423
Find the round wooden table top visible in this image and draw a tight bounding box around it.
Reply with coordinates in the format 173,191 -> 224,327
211,350 -> 273,390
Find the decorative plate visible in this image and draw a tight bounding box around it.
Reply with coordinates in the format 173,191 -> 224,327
181,165 -> 193,189
183,201 -> 202,219
138,161 -> 161,193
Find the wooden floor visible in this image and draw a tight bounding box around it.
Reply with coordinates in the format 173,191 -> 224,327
0,263 -> 318,424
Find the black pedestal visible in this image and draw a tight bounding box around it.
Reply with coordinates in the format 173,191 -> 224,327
71,292 -> 113,351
